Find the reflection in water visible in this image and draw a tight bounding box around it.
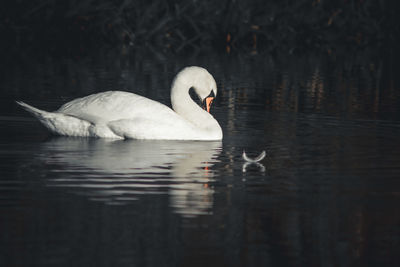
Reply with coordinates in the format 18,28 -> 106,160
242,162 -> 265,173
38,137 -> 222,217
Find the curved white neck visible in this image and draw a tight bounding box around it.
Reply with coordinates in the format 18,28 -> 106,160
170,78 -> 218,130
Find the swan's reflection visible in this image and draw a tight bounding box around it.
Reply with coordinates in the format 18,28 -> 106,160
39,137 -> 222,217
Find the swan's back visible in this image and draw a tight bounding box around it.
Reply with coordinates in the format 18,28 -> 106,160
59,91 -> 174,123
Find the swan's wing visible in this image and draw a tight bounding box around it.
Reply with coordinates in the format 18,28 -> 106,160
108,116 -> 200,140
58,91 -> 171,124
57,91 -> 216,140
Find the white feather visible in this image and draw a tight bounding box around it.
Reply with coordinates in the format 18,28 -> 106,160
242,150 -> 266,163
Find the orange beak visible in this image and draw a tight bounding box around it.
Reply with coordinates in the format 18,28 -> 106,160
203,96 -> 214,113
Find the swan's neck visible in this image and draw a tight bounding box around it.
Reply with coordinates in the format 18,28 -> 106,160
170,79 -> 218,130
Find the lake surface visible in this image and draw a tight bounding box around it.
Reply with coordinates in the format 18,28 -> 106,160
0,47 -> 399,266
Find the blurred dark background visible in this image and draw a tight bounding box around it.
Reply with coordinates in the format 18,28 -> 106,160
1,0 -> 398,55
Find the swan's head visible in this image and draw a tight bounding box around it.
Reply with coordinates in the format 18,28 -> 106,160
172,66 -> 217,113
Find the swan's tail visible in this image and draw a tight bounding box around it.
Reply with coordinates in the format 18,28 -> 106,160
16,101 -> 50,119
16,101 -> 92,137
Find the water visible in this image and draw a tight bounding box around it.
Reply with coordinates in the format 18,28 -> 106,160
0,47 -> 399,266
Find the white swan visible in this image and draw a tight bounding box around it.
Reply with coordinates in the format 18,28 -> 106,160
16,66 -> 223,140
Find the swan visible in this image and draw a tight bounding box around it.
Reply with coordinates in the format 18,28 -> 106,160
16,66 -> 223,140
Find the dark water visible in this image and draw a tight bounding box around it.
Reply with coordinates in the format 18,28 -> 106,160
1,48 -> 400,266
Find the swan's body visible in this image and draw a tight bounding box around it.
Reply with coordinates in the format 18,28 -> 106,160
17,66 -> 223,140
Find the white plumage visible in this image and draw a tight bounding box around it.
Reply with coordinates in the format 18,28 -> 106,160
17,66 -> 223,140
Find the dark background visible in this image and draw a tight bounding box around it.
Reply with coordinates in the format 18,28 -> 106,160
1,0 -> 398,55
